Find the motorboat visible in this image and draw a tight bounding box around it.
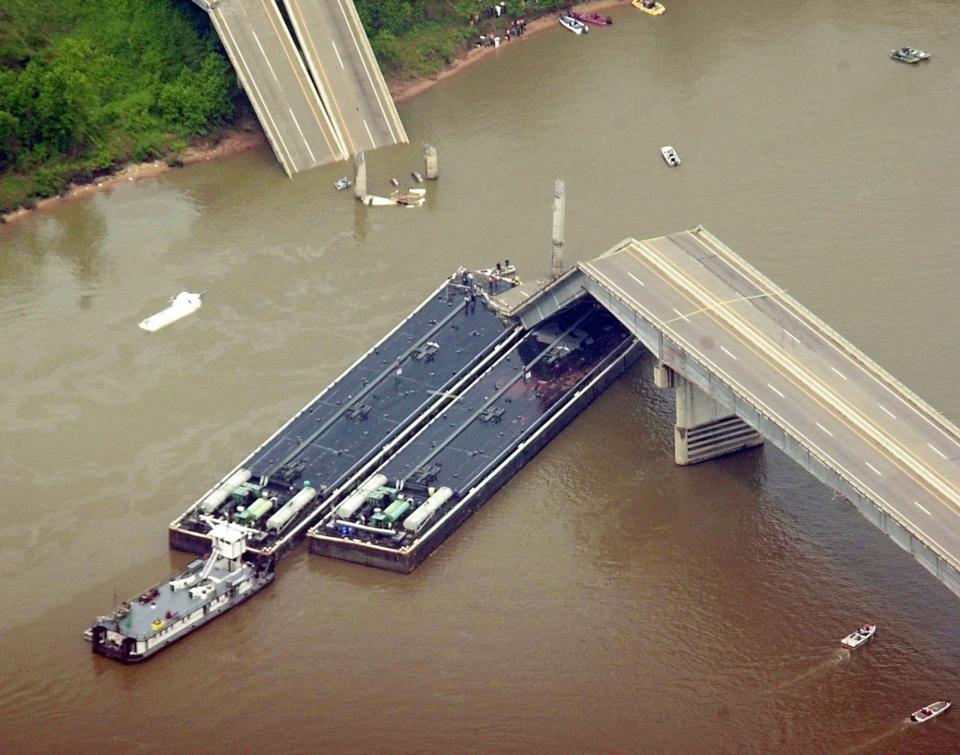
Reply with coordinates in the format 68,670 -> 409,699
569,10 -> 613,26
334,176 -> 352,191
558,15 -> 589,34
840,623 -> 876,649
479,262 -> 517,278
891,48 -> 922,64
910,700 -> 951,723
139,291 -> 204,332
633,0 -> 665,15
661,145 -> 681,167
894,46 -> 929,61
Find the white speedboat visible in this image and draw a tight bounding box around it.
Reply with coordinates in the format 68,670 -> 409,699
334,176 -> 351,191
559,15 -> 588,35
139,291 -> 204,332
910,700 -> 951,723
479,262 -> 517,278
661,146 -> 681,167
840,623 -> 876,649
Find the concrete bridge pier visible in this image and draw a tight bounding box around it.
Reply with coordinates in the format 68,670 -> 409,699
654,363 -> 763,465
424,145 -> 439,180
353,152 -> 367,200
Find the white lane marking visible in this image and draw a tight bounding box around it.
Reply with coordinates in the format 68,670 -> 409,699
816,422 -> 834,437
251,31 -> 279,83
627,272 -> 646,287
333,0 -> 399,142
784,329 -> 801,343
289,108 -> 316,162
912,500 -> 933,516
215,10 -> 295,172
584,263 -> 958,566
363,118 -> 375,146
865,461 -> 883,476
673,308 -> 690,322
830,366 -> 848,381
767,383 -> 785,398
928,443 -> 948,460
702,234 -> 960,452
720,345 -> 738,361
331,40 -> 345,69
878,404 -> 897,419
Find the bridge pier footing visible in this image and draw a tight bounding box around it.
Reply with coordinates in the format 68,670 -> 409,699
353,152 -> 367,200
424,145 -> 439,180
655,363 -> 763,465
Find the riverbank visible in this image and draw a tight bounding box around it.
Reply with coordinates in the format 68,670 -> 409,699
1,0 -> 627,228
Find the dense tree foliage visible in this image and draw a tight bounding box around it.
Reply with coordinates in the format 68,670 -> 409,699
0,0 -> 235,212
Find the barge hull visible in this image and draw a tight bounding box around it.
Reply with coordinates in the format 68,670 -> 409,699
309,340 -> 643,572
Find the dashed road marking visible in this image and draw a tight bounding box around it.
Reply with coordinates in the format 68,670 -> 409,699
865,461 -> 883,476
878,404 -> 897,419
928,443 -> 948,460
767,383 -> 785,398
627,272 -> 646,287
816,421 -> 833,437
912,500 -> 932,516
830,366 -> 848,380
721,345 -> 738,360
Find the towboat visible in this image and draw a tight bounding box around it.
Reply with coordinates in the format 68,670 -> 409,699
334,176 -> 351,191
633,0 -> 665,15
840,623 -> 876,649
569,10 -> 613,26
88,521 -> 276,662
661,146 -> 681,167
139,291 -> 204,332
910,700 -> 951,723
558,15 -> 589,34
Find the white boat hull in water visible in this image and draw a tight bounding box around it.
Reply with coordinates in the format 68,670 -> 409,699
840,623 -> 876,648
910,700 -> 951,723
139,292 -> 203,332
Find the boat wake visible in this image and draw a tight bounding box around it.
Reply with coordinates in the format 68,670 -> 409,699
772,648 -> 850,691
840,721 -> 909,754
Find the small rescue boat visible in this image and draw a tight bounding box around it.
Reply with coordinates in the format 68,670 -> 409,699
570,11 -> 613,26
139,291 -> 204,332
479,262 -> 517,278
334,176 -> 352,191
661,146 -> 681,167
558,15 -> 589,35
840,623 -> 876,649
910,700 -> 951,723
633,0 -> 665,16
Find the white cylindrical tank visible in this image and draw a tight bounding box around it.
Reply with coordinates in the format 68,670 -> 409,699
402,487 -> 453,534
336,474 -> 388,520
266,486 -> 317,532
199,468 -> 253,513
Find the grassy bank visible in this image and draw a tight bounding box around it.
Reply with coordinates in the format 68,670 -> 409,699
358,0 -> 573,79
0,0 -> 236,216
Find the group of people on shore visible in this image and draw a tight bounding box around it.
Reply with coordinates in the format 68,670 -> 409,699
472,10 -> 528,49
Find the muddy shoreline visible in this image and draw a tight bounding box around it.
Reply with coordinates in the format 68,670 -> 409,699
1,1 -> 627,227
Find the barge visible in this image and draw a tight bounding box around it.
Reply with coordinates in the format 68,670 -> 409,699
308,302 -> 640,572
89,522 -> 274,662
169,273 -> 519,561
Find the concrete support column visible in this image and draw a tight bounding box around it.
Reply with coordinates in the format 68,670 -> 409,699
424,144 -> 439,179
353,152 -> 367,199
551,179 -> 565,279
657,363 -> 763,465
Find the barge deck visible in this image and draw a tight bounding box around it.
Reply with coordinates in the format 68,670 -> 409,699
308,302 -> 640,572
169,274 -> 518,559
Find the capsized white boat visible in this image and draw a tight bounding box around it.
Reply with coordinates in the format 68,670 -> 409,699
139,291 -> 204,332
840,623 -> 876,649
910,700 -> 951,723
661,145 -> 681,166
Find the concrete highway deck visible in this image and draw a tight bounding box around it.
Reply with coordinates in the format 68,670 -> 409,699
210,0 -> 348,174
580,230 -> 960,574
282,0 -> 408,154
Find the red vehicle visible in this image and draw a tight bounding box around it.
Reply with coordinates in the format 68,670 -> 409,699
569,10 -> 613,26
